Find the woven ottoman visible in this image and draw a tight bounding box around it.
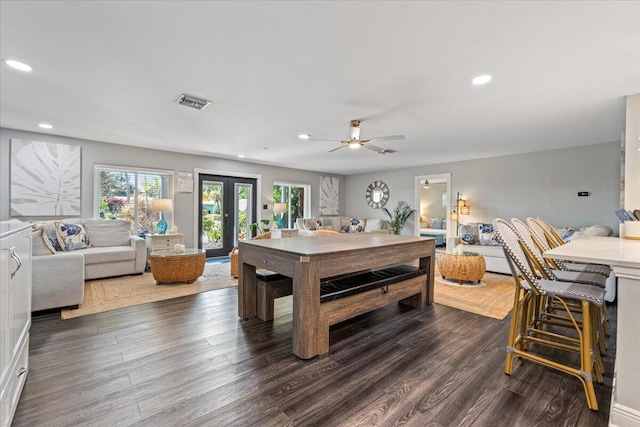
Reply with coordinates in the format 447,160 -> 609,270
150,249 -> 206,285
437,251 -> 486,285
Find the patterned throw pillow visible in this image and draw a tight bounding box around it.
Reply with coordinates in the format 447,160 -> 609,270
459,223 -> 479,245
341,217 -> 366,233
303,218 -> 321,231
32,229 -> 55,255
477,223 -> 500,246
55,222 -> 90,251
31,223 -> 63,252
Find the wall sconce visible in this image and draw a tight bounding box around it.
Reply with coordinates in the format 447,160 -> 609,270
450,192 -> 470,222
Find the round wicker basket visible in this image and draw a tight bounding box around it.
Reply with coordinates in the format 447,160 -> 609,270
150,250 -> 206,285
437,252 -> 486,285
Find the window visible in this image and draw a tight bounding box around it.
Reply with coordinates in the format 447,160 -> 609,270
94,165 -> 174,235
273,182 -> 310,229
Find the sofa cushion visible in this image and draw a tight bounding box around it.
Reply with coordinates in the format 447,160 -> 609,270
83,219 -> 131,247
79,246 -> 136,265
55,222 -> 91,251
32,230 -> 55,255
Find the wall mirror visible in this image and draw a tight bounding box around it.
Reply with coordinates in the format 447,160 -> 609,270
365,181 -> 389,209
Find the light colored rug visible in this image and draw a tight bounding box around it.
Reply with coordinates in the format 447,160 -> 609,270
61,262 -> 237,320
434,268 -> 516,320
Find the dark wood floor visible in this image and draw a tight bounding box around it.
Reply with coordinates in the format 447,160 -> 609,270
13,288 -> 615,427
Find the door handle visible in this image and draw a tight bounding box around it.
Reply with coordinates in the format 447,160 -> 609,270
10,247 -> 22,279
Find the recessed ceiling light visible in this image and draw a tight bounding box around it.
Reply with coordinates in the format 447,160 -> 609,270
237,154 -> 245,158
38,123 -> 53,129
472,75 -> 492,85
298,134 -> 310,140
4,59 -> 33,72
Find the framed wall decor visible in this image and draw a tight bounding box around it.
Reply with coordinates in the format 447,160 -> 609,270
10,139 -> 81,216
319,176 -> 339,215
365,181 -> 389,209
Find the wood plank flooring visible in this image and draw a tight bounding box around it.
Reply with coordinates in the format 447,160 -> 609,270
13,287 -> 615,426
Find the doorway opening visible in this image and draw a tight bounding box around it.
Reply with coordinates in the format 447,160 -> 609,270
414,173 -> 452,250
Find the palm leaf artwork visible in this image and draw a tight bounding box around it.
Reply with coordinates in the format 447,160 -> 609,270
10,140 -> 81,216
319,176 -> 339,215
382,200 -> 416,234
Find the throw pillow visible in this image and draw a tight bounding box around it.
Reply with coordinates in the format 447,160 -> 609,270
459,223 -> 479,245
303,218 -> 319,231
32,229 -> 55,255
477,223 -> 500,246
31,223 -> 63,252
430,218 -> 445,229
364,218 -> 383,232
83,219 -> 131,247
55,222 -> 90,251
341,217 -> 366,233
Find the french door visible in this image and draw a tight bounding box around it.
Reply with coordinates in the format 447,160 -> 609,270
198,174 -> 257,258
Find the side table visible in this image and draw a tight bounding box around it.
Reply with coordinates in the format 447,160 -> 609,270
437,251 -> 486,285
149,249 -> 205,285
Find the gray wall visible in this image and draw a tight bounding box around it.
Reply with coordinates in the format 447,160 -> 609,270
0,128 -> 345,247
345,142 -> 621,234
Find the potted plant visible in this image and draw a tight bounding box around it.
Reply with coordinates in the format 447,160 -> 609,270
249,219 -> 271,236
382,201 -> 416,235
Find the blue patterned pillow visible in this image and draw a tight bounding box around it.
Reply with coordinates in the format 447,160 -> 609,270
32,223 -> 63,252
459,223 -> 479,244
55,222 -> 90,251
341,217 -> 366,233
477,223 -> 500,246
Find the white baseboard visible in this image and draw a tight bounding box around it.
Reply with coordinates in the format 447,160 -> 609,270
611,402 -> 640,427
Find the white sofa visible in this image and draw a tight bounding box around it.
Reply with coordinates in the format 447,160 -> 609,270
295,216 -> 391,235
30,219 -> 146,311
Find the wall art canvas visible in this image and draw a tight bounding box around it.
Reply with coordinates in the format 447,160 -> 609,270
11,139 -> 81,216
319,176 -> 339,215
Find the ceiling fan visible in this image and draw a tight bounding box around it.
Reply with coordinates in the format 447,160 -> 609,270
305,120 -> 405,154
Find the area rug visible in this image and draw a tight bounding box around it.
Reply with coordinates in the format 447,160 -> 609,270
61,262 -> 237,320
433,269 -> 516,320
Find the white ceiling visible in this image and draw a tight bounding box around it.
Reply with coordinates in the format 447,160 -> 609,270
1,1 -> 639,175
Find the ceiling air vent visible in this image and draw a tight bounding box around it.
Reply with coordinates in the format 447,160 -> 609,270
175,94 -> 211,111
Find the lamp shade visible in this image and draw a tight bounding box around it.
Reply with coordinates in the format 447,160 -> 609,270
459,204 -> 470,215
450,210 -> 459,221
273,203 -> 287,214
153,199 -> 173,212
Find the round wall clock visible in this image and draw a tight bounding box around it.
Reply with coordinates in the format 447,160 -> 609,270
365,181 -> 389,209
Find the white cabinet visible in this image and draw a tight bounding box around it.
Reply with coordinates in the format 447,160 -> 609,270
145,233 -> 184,252
270,229 -> 298,239
1,221 -> 32,427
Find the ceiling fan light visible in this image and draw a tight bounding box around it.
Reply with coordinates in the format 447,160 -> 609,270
348,142 -> 361,149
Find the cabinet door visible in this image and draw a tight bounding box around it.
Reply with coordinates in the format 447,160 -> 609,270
0,237 -> 9,387
9,231 -> 31,358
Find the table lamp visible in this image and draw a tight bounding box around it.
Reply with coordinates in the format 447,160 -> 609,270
273,203 -> 287,228
153,198 -> 173,234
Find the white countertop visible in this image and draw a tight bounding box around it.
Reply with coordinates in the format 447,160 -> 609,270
543,236 -> 640,268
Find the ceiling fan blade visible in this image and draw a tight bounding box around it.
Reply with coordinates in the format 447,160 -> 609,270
368,134 -> 405,142
328,145 -> 346,153
364,144 -> 397,154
